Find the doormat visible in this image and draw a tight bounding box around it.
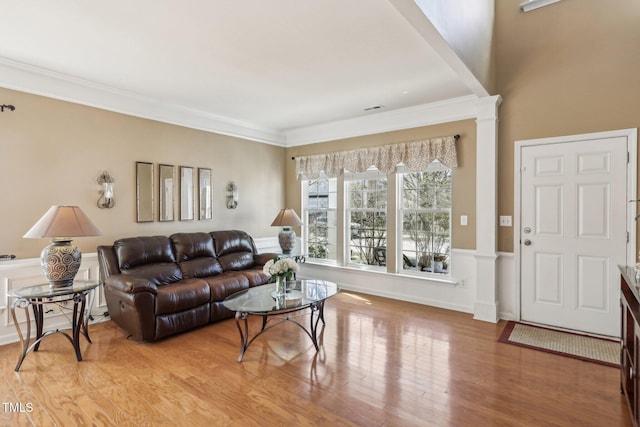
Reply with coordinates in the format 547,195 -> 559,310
498,321 -> 619,368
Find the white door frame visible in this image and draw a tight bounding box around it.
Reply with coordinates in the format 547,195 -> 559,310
513,128 -> 637,323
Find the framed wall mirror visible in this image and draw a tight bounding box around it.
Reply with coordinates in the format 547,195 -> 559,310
198,168 -> 212,220
136,161 -> 154,222
159,164 -> 175,222
180,166 -> 194,221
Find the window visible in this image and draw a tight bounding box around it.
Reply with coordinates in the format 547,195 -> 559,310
346,168 -> 387,267
303,178 -> 337,262
400,163 -> 452,274
300,161 -> 452,278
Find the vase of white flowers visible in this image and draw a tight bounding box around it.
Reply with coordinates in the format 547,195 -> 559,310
263,256 -> 299,296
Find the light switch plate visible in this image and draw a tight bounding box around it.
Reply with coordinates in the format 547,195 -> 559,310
499,216 -> 512,227
460,215 -> 468,226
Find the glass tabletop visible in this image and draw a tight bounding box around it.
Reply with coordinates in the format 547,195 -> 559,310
223,279 -> 338,314
8,280 -> 100,299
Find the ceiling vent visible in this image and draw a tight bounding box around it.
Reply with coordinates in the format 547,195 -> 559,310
364,105 -> 384,112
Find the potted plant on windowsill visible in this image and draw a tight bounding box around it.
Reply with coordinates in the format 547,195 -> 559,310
433,254 -> 447,271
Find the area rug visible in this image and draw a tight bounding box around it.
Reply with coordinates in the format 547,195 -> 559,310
498,321 -> 619,368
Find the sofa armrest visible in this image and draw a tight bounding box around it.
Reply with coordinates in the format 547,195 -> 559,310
254,252 -> 279,267
104,274 -> 159,295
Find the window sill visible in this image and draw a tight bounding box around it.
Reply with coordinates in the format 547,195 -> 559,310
303,259 -> 458,287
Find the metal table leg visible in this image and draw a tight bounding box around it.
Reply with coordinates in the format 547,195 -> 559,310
234,311 -> 250,362
11,298 -> 32,372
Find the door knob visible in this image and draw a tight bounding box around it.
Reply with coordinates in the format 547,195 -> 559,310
524,239 -> 532,246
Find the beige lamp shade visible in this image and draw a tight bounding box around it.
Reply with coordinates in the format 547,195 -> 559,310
24,205 -> 101,287
270,208 -> 303,228
24,205 -> 102,240
271,209 -> 302,254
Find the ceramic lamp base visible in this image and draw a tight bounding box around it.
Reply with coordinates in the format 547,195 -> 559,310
41,240 -> 81,287
278,227 -> 296,254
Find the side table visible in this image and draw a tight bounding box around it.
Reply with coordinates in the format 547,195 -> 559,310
8,280 -> 100,371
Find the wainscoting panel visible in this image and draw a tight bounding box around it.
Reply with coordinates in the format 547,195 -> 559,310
0,253 -> 107,346
297,249 -> 516,322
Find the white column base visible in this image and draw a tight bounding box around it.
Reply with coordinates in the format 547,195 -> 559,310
473,301 -> 499,323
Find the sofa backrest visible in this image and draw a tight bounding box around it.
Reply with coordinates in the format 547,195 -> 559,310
210,230 -> 257,271
113,236 -> 183,285
170,232 -> 224,278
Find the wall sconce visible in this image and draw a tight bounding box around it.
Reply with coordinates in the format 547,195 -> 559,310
227,181 -> 238,209
97,171 -> 115,209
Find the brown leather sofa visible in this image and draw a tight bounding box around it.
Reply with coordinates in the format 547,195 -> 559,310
97,230 -> 275,341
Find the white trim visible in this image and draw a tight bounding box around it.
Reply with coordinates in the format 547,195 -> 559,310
473,95 -> 501,323
0,55 -> 489,148
520,0 -> 564,13
513,128 -> 638,323
299,248 -> 477,314
0,56 -> 285,146
284,95 -> 479,146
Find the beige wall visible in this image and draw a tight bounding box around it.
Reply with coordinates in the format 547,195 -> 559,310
0,87 -> 285,259
285,119 -> 477,250
495,0 -> 640,252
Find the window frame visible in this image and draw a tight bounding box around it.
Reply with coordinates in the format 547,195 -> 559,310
344,167 -> 388,270
397,163 -> 452,278
300,162 -> 453,279
302,176 -> 338,264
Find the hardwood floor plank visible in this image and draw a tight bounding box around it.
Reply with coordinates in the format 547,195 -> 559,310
0,291 -> 632,426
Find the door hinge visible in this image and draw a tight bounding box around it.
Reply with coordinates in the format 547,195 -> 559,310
628,152 -> 631,164
628,232 -> 630,243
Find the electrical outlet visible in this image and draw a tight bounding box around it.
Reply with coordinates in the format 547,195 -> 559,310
499,216 -> 512,227
459,279 -> 467,288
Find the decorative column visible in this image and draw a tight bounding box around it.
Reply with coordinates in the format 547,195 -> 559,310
473,95 -> 502,322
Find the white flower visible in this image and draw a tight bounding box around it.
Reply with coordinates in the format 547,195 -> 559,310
263,256 -> 299,278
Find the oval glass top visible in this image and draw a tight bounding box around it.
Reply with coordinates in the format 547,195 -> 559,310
223,279 -> 338,314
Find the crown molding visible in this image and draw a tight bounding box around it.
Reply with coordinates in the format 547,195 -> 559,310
283,95 -> 481,146
0,56 -> 499,148
0,56 -> 285,146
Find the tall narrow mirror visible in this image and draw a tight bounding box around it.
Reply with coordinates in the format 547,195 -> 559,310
198,168 -> 212,220
136,161 -> 154,222
180,166 -> 194,221
159,164 -> 175,222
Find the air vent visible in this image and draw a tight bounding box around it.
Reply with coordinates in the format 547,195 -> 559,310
364,105 -> 384,112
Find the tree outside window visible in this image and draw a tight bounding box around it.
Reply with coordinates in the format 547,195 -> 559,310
401,166 -> 452,274
346,169 -> 387,266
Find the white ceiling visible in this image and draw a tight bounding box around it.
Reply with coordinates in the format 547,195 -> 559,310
0,0 -> 490,146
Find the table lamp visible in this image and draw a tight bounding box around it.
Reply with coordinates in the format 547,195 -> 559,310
271,208 -> 303,254
23,205 -> 101,287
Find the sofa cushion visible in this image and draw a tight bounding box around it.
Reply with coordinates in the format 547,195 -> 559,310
202,271 -> 250,302
239,267 -> 271,287
211,230 -> 256,271
114,236 -> 183,285
155,278 -> 210,315
115,236 -> 176,270
170,232 -> 224,278
115,266 -> 182,288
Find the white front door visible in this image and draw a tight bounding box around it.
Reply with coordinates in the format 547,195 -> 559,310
519,135 -> 630,337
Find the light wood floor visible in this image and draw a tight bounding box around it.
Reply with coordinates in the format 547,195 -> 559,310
0,291 -> 631,426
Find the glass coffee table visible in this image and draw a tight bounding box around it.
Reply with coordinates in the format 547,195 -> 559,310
223,279 -> 338,362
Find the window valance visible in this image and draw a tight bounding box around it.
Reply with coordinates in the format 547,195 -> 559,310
295,135 -> 458,179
